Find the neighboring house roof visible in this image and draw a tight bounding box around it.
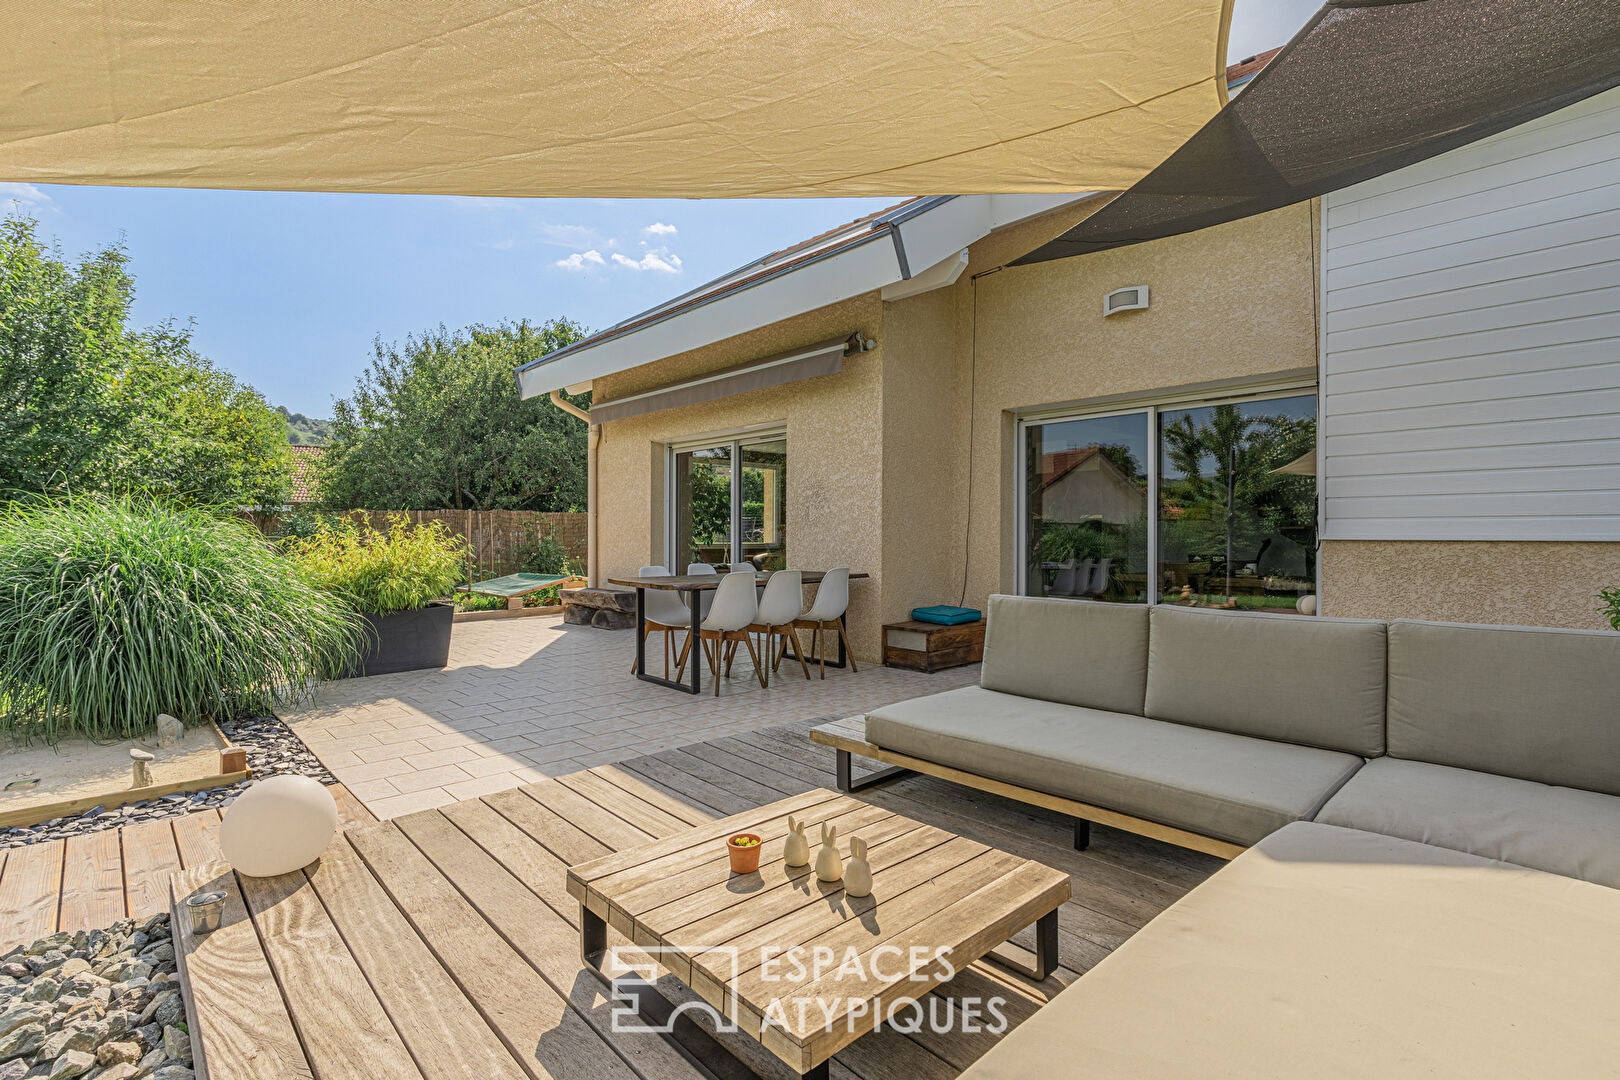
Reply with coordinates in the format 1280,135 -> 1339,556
288,444 -> 323,503
516,52 -> 1283,404
1038,447 -> 1135,491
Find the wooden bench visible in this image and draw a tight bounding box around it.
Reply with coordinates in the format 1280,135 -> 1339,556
810,715 -> 1245,860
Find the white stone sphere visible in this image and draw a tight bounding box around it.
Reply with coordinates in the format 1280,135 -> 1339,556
1297,594 -> 1318,616
220,775 -> 338,877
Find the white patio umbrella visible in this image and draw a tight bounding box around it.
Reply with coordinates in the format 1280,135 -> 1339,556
0,0 -> 1233,198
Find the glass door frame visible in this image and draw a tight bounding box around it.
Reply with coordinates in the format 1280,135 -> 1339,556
665,428 -> 787,569
1014,380 -> 1320,605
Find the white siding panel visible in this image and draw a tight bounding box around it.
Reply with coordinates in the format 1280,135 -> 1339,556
1322,87 -> 1620,542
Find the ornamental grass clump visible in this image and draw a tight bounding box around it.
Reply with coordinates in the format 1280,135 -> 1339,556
0,496 -> 364,743
286,514 -> 464,616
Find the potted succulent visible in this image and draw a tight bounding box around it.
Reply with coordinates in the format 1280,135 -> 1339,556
727,832 -> 763,874
287,514 -> 465,677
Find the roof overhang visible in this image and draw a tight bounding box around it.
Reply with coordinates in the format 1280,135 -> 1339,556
518,193 -> 1093,399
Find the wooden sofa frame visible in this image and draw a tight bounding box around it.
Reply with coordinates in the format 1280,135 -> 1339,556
810,715 -> 1246,861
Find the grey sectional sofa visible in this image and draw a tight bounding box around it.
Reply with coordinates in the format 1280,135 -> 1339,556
813,596 -> 1620,1077
817,594 -> 1620,885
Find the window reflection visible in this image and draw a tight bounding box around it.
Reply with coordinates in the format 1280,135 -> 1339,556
1023,412 -> 1150,603
1157,396 -> 1317,613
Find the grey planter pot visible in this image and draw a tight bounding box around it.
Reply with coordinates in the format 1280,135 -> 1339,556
342,601 -> 454,678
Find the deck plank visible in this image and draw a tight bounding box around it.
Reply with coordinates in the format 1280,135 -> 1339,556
396,808 -> 724,1080
586,764 -> 718,826
170,861 -> 313,1080
555,770 -> 691,838
122,819 -> 184,922
58,828 -> 126,933
0,837 -> 64,948
519,779 -> 656,852
330,782 -> 378,827
483,787 -> 613,866
305,834 -> 528,1080
347,819 -> 640,1080
172,809 -> 225,868
237,862 -> 424,1080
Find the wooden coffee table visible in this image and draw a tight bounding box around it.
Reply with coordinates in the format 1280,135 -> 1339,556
566,787 -> 1070,1079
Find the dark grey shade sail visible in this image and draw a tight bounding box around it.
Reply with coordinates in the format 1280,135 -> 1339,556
1016,0 -> 1620,265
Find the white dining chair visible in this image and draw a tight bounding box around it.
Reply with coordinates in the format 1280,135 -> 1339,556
1071,559 -> 1096,598
676,571 -> 762,695
1089,557 -> 1113,598
686,562 -> 719,616
629,565 -> 692,677
745,570 -> 809,687
791,566 -> 855,679
1050,560 -> 1077,597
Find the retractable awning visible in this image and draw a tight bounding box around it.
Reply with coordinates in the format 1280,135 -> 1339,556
1,0 -> 1231,198
587,337 -> 852,424
1016,0 -> 1620,264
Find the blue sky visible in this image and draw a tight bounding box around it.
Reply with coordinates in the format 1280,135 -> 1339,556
0,0 -> 1316,417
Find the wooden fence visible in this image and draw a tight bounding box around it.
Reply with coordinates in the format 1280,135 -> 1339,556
253,509 -> 587,579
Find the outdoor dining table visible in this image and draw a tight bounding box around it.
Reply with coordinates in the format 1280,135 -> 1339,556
609,570 -> 869,694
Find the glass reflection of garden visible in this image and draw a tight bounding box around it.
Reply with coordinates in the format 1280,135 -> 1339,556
1159,399 -> 1317,611
678,442 -> 787,570
1026,396 -> 1317,612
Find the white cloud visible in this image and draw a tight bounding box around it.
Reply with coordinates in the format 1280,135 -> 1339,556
555,249 -> 605,270
644,222 -> 677,236
0,183 -> 52,213
612,249 -> 682,273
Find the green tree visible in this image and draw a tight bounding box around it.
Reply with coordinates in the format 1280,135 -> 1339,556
319,319 -> 590,511
0,214 -> 290,508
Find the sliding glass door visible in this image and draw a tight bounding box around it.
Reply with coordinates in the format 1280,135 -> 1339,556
1020,390 -> 1318,612
670,434 -> 787,570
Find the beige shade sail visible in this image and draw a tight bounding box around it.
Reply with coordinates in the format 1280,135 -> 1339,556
2,0 -> 1231,198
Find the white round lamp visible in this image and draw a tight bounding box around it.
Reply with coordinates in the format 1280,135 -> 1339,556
220,775 -> 338,877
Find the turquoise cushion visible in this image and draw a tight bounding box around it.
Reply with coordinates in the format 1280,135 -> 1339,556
912,605 -> 982,626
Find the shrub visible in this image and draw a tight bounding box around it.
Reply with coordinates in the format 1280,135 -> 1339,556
453,591 -> 505,612
0,496 -> 363,743
516,526 -> 576,576
287,514 -> 465,616
1601,586 -> 1620,631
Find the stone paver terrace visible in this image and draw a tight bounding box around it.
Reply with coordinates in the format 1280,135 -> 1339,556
283,616 -> 978,818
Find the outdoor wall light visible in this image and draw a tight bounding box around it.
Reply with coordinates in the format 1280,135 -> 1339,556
1104,285 -> 1150,315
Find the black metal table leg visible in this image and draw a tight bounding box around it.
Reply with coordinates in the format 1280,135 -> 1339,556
632,586 -> 702,694
835,748 -> 911,793
986,907 -> 1060,982
1074,818 -> 1091,851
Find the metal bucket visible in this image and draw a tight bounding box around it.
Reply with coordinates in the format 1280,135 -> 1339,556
185,890 -> 226,934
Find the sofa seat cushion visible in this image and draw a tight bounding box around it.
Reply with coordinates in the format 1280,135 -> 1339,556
864,686 -> 1362,846
960,822 -> 1620,1080
1315,756 -> 1620,889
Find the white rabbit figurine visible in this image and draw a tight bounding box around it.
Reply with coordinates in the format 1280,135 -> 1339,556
844,836 -> 872,897
815,823 -> 843,882
784,816 -> 810,867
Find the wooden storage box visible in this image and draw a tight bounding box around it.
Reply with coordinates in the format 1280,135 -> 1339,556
882,619 -> 985,672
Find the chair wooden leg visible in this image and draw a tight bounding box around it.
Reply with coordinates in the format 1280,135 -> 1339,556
675,634 -> 692,682
743,634 -> 766,689
837,622 -> 858,673
788,627 -> 811,680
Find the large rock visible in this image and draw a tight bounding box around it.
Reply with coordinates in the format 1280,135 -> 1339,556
154,714 -> 184,749
47,1050 -> 94,1080
561,587 -> 638,630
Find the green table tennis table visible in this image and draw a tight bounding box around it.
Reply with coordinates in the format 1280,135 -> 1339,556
459,573 -> 572,610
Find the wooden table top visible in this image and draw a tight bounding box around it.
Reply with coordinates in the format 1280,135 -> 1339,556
565,788 -> 1070,1074
608,570 -> 870,591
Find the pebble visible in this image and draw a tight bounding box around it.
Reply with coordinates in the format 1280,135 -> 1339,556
0,917 -> 181,1080
4,714 -> 334,850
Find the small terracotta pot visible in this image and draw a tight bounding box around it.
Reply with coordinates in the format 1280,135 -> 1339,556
727,833 -> 763,874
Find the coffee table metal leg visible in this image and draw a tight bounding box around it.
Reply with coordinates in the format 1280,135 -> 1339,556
579,904 -> 757,1080
986,908 -> 1060,982
835,748 -> 911,793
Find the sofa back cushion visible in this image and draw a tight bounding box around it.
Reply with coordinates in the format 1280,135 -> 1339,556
1144,606 -> 1387,756
980,595 -> 1148,715
1386,620 -> 1620,795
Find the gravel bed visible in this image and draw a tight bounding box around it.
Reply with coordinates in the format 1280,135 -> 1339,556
0,915 -> 194,1080
3,715 -> 333,851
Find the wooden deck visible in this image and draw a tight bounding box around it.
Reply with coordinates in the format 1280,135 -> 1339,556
0,783 -> 373,952
172,724 -> 1222,1080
